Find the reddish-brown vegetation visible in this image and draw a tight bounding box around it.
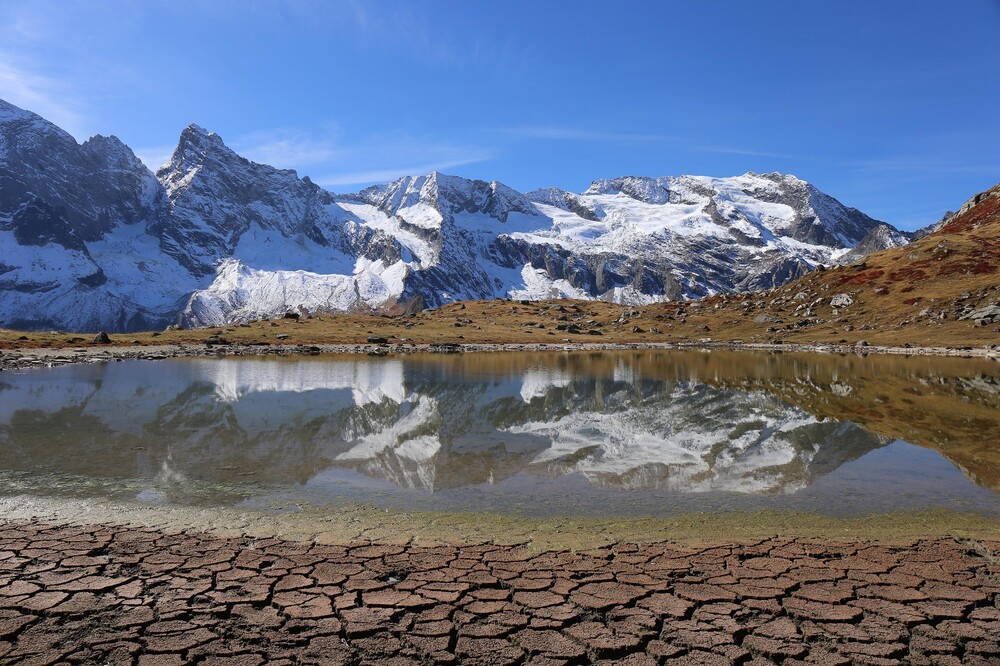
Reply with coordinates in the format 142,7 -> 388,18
835,269 -> 885,286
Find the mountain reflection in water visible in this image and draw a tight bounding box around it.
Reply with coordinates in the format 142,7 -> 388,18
0,350 -> 997,514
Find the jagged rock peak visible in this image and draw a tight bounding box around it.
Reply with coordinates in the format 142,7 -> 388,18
0,100 -> 151,178
584,176 -> 665,200
157,122 -> 315,207
580,172 -> 807,204
161,123 -> 232,171
81,134 -> 151,172
179,123 -> 222,146
745,170 -> 805,183
358,172 -> 540,223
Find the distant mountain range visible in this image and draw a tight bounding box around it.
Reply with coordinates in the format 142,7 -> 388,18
1,98 -> 913,332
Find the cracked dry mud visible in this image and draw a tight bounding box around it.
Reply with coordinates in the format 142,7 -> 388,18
1,523 -> 999,665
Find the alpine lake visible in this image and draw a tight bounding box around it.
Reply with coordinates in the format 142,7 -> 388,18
2,349 -> 999,544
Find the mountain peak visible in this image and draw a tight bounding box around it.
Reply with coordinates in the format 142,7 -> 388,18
81,134 -> 151,173
176,123 -> 227,151
158,123 -> 239,182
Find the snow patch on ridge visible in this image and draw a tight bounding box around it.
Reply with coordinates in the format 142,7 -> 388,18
181,259 -> 405,326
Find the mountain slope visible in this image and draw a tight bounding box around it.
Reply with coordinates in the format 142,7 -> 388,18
159,124 -> 411,323
637,180 -> 1000,346
0,99 -> 187,331
1,98 -> 908,331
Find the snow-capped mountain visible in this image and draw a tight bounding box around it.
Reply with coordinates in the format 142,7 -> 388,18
836,222 -> 911,265
0,99 -> 181,331
0,99 -> 909,331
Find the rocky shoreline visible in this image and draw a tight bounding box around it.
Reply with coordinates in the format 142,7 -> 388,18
1,339 -> 997,372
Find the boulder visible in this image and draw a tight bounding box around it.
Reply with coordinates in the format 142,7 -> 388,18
830,294 -> 854,308
959,304 -> 1000,325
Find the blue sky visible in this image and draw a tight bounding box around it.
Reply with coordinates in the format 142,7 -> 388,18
1,0 -> 998,230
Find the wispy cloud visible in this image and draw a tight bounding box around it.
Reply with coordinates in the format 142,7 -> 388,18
232,128 -> 344,170
317,152 -> 493,188
844,156 -> 1000,176
332,0 -> 457,63
496,126 -> 673,143
694,145 -> 817,161
323,0 -> 527,69
180,0 -> 520,69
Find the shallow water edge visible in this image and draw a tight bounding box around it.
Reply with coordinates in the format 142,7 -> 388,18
4,495 -> 999,552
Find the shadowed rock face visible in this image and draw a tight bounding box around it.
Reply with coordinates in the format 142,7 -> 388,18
0,101 -> 167,250
837,223 -> 912,265
0,100 -> 179,331
155,125 -> 400,278
1,98 -> 907,331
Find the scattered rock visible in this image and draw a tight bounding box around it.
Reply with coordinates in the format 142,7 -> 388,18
830,294 -> 854,308
429,342 -> 461,353
959,304 -> 1000,326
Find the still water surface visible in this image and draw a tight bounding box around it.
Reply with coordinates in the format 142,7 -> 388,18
1,350 -> 998,517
